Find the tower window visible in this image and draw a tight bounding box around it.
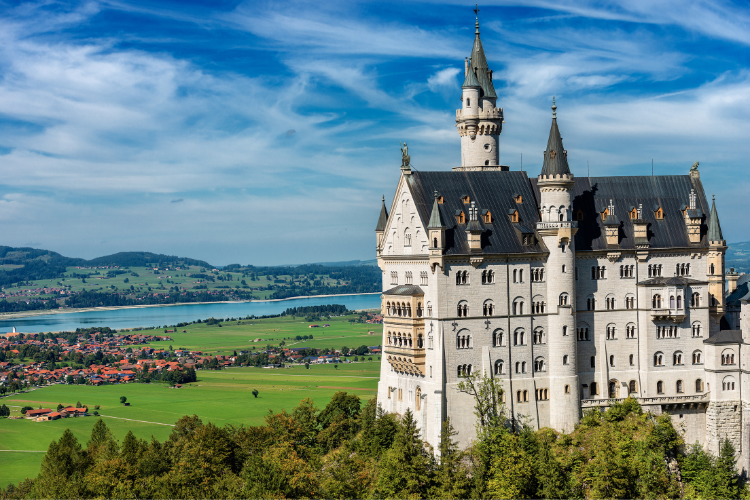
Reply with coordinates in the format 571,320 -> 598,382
467,98 -> 471,107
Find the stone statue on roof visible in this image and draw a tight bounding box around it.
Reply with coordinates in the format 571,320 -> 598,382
400,142 -> 410,168
691,161 -> 699,172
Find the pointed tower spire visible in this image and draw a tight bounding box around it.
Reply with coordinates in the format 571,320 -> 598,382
428,191 -> 446,229
376,195 -> 388,232
708,194 -> 724,242
541,97 -> 570,176
469,5 -> 497,99
462,57 -> 481,88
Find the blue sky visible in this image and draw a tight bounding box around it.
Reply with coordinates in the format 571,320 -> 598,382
0,0 -> 748,266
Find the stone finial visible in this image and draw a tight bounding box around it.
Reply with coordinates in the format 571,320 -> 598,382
552,96 -> 557,119
689,189 -> 696,210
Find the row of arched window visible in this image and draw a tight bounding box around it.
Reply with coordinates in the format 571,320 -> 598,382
676,263 -> 691,276
591,266 -> 606,280
457,364 -> 472,377
648,264 -> 663,277
386,331 -> 424,348
385,301 -> 423,318
531,268 -> 544,282
456,271 -> 469,285
481,270 -> 495,284
620,265 -> 634,278
653,350 -> 704,366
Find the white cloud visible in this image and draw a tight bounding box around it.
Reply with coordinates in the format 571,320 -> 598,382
427,67 -> 461,91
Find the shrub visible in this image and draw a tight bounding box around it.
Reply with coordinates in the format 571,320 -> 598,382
20,406 -> 33,415
120,396 -> 127,404
252,389 -> 259,398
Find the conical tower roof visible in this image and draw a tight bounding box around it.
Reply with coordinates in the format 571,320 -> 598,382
375,196 -> 388,231
541,97 -> 571,176
708,195 -> 724,242
462,57 -> 481,88
428,192 -> 446,229
469,15 -> 497,99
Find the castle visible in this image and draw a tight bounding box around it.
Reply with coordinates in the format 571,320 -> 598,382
375,12 -> 750,468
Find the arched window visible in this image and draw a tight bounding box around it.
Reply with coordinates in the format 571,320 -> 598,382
691,293 -> 700,307
563,354 -> 569,365
723,376 -> 736,391
457,301 -> 468,317
512,299 -> 524,316
693,350 -> 702,364
559,293 -> 569,306
657,381 -> 664,394
590,382 -> 598,396
534,357 -> 546,372
721,349 -> 736,365
494,360 -> 504,375
404,229 -> 412,247
483,300 -> 495,317
673,351 -> 683,365
652,294 -> 662,309
677,295 -> 682,309
609,380 -> 619,398
676,380 -> 684,393
514,329 -> 525,346
415,386 -> 422,410
563,326 -> 568,336
692,322 -> 702,337
695,379 -> 704,392
433,237 -> 438,248
533,328 -> 544,345
456,330 -> 472,349
606,324 -> 617,340
629,380 -> 637,393
519,269 -> 524,282
609,355 -> 615,367
670,296 -> 675,309
629,354 -> 634,365
590,356 -> 595,368
493,329 -> 504,347
654,352 -> 664,366
513,269 -> 517,283
521,361 -> 527,373
710,263 -> 715,274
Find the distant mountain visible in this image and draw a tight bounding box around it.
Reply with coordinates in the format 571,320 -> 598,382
727,241 -> 750,274
0,246 -> 212,287
309,259 -> 378,267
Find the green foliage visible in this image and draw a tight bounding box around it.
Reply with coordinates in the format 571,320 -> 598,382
119,396 -> 127,404
251,389 -> 259,398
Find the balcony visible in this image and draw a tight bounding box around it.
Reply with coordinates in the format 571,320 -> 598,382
384,345 -> 426,376
651,308 -> 686,322
581,393 -> 709,409
384,345 -> 425,357
536,221 -> 578,230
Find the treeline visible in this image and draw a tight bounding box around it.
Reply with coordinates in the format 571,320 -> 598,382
282,304 -> 349,316
2,375 -> 747,500
0,299 -> 59,313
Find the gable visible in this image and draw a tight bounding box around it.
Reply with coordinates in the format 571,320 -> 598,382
381,176 -> 429,255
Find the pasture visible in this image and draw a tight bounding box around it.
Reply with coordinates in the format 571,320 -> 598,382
141,313 -> 383,354
0,362 -> 381,488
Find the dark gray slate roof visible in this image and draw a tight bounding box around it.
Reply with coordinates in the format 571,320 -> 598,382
427,193 -> 446,229
469,20 -> 497,99
540,107 -> 570,176
530,174 -> 711,251
726,282 -> 750,306
376,196 -> 388,232
462,58 -> 481,88
738,274 -> 750,288
638,276 -> 705,286
407,170 -> 543,255
383,285 -> 424,296
708,196 -> 724,241
704,329 -> 743,345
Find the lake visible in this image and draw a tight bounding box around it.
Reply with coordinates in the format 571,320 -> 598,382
0,293 -> 382,334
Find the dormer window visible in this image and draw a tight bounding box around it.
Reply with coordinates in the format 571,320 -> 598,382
509,210 -> 519,223
522,234 -> 534,246
437,196 -> 444,204
655,207 -> 664,220
515,194 -> 523,204
456,211 -> 465,224
576,210 -> 584,221
483,210 -> 492,223
462,195 -> 470,204
601,207 -> 610,219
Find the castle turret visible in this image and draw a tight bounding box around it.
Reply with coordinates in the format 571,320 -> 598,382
707,195 -> 727,327
455,13 -> 504,171
536,98 -> 579,432
428,191 -> 446,273
375,196 -> 388,261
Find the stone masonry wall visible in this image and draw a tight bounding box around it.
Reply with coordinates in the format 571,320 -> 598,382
706,400 -> 742,456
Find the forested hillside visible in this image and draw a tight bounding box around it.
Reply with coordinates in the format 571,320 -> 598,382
2,375 -> 745,499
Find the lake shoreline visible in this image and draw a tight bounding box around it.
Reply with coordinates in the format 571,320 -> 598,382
0,292 -> 382,321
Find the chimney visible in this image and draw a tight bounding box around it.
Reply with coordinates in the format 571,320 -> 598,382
604,199 -> 619,247
727,268 -> 739,294
685,189 -> 702,244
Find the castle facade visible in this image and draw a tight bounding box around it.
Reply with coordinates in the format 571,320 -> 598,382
375,12 -> 750,469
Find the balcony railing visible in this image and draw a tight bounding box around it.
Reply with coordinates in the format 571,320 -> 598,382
651,308 -> 686,321
581,393 -> 709,408
536,221 -> 578,230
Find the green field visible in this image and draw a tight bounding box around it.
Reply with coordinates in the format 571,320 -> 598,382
137,314 -> 383,354
0,361 -> 381,488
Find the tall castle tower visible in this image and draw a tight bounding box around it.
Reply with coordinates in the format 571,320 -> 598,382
706,195 -> 727,332
455,12 -> 504,171
536,99 -> 580,432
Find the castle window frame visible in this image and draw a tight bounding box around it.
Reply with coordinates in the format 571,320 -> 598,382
721,349 -> 736,365
512,298 -> 524,316
462,195 -> 470,204
577,325 -> 590,341
590,356 -> 595,368
533,328 -> 545,345
559,293 -> 569,306
531,268 -> 544,282
691,293 -> 700,308
456,330 -> 472,349
696,379 -> 704,392
493,329 -> 505,347
654,352 -> 664,366
692,322 -> 702,337
513,329 -> 526,346
656,381 -> 664,394
420,271 -> 428,286
722,376 -> 736,391
483,211 -> 492,223
692,350 -> 703,364
481,269 -> 495,284
563,354 -> 569,365
482,300 -> 495,317
536,388 -> 549,401
390,271 -> 398,285
673,351 -> 683,365
629,354 -> 634,366
494,359 -> 505,375
606,324 -> 617,340
652,294 -> 662,309
455,270 -> 468,285
655,207 -> 664,220
630,207 -> 638,220
457,211 -> 466,224
626,323 -> 636,339
405,271 -> 413,285
456,301 -> 469,318
515,194 -> 523,204
609,355 -> 615,367
576,209 -> 584,221
629,380 -> 638,393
